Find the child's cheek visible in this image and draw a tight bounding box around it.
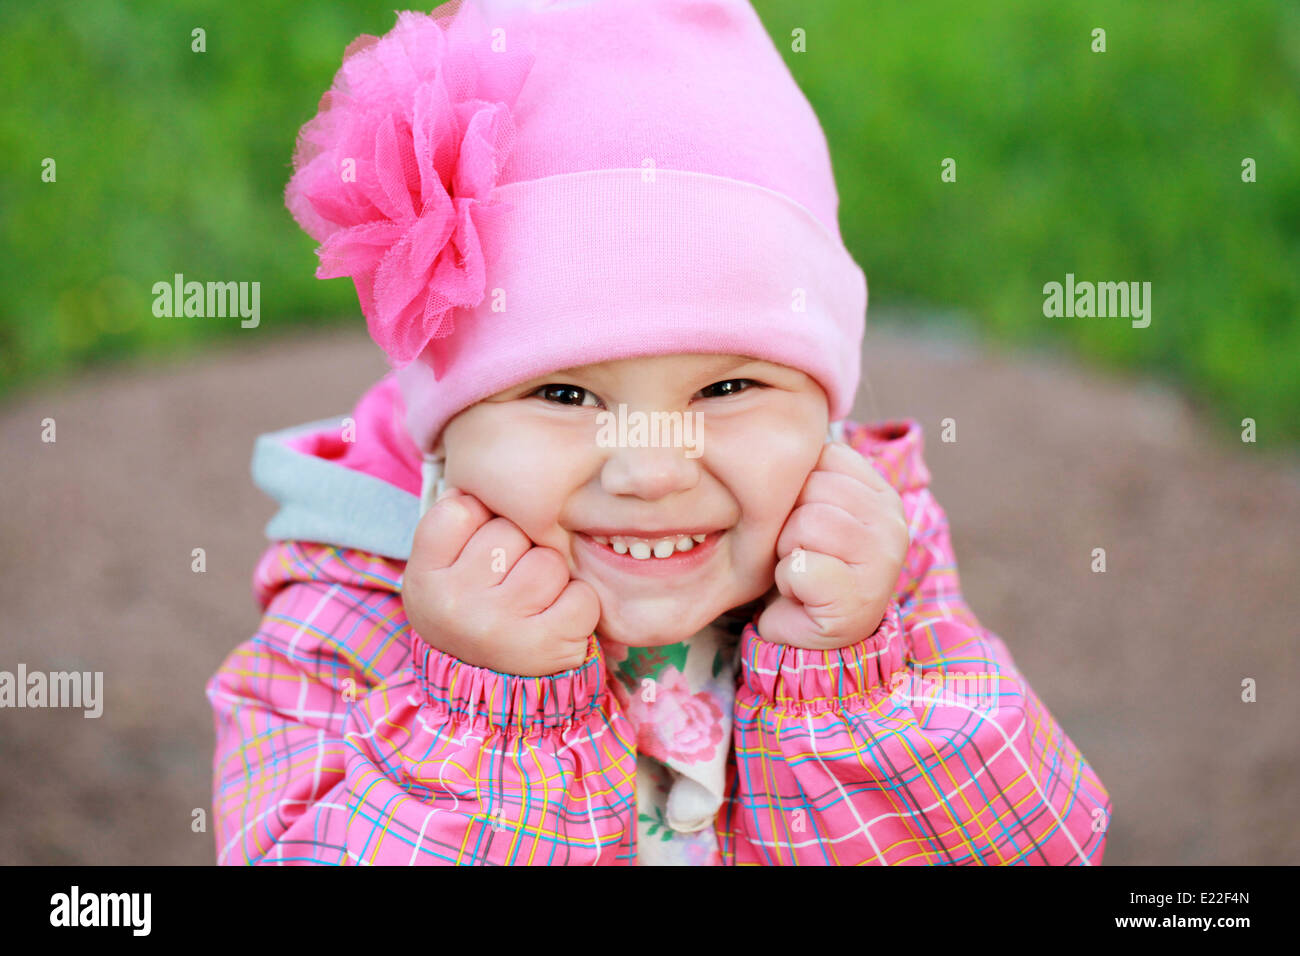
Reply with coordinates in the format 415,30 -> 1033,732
445,416 -> 586,547
707,412 -> 822,532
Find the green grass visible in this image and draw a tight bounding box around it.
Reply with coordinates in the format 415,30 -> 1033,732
2,0 -> 1297,444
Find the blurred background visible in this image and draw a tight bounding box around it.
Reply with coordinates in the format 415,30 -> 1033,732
1,0 -> 1297,864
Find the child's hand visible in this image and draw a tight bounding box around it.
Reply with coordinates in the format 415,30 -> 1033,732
402,488 -> 601,677
756,442 -> 909,651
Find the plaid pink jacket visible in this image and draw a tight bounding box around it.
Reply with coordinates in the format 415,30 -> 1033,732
207,410 -> 1110,865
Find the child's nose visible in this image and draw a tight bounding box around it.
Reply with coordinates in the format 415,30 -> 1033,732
598,444 -> 701,501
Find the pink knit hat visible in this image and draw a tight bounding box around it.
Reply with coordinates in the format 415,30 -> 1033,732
286,0 -> 866,462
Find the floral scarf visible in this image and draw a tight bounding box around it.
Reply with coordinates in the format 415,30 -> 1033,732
599,602 -> 755,866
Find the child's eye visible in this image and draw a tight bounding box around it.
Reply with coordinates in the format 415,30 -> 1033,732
533,384 -> 602,407
696,378 -> 761,399
531,379 -> 762,406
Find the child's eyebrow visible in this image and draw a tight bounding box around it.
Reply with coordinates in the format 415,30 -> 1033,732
717,359 -> 785,377
697,356 -> 765,376
694,358 -> 802,385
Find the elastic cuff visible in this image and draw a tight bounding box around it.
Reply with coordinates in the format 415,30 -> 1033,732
740,600 -> 906,710
411,631 -> 608,734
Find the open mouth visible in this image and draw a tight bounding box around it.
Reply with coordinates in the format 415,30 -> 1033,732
589,532 -> 710,560
576,530 -> 725,572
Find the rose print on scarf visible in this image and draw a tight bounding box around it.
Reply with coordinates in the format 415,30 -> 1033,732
638,803 -> 676,842
611,642 -> 686,689
681,832 -> 723,866
616,664 -> 725,765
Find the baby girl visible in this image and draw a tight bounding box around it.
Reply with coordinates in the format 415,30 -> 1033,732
207,0 -> 1110,865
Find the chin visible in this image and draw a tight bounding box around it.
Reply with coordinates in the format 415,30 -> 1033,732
596,602 -> 716,647
597,623 -> 693,648
603,631 -> 693,649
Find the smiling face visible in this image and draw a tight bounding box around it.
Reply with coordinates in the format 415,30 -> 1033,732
434,353 -> 829,648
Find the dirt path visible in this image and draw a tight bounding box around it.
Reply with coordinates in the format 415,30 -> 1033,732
2,319 -> 1297,864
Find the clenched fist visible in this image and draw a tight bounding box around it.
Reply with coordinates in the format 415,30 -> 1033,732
756,441 -> 910,651
401,488 -> 602,677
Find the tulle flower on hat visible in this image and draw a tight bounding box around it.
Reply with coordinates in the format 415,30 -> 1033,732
285,4 -> 534,371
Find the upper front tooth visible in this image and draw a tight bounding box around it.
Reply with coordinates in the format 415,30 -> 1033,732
608,534 -> 701,559
691,533 -> 707,543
